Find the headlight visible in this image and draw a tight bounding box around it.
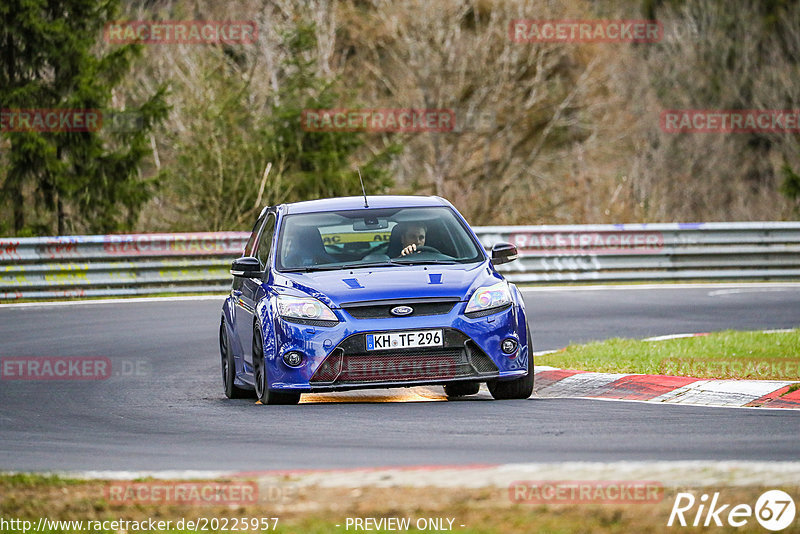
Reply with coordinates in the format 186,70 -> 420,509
465,281 -> 512,316
277,295 -> 338,322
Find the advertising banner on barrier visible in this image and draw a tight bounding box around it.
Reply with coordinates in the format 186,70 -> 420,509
508,231 -> 664,255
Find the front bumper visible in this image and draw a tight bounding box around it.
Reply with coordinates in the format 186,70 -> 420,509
264,301 -> 528,392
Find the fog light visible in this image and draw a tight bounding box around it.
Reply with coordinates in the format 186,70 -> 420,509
501,338 -> 518,354
283,351 -> 303,367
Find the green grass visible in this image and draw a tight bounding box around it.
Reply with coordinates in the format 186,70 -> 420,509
0,473 -> 83,488
536,329 -> 800,380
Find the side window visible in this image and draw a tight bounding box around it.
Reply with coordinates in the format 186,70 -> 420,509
256,214 -> 276,269
243,215 -> 265,257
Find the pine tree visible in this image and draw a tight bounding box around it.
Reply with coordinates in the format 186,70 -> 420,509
0,0 -> 168,236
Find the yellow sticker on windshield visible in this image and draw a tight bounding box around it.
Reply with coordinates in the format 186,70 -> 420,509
320,232 -> 390,245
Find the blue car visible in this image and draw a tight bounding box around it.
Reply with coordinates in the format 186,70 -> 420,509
219,195 -> 533,404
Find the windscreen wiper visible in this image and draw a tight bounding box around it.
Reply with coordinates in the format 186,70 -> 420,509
281,261 -> 402,272
391,259 -> 458,265
340,260 -> 404,269
280,265 -> 342,272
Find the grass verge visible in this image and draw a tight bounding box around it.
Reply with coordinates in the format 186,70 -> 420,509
1,475 -> 797,533
535,329 -> 800,380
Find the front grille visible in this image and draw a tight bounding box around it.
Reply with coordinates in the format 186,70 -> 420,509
310,329 -> 499,385
338,348 -> 466,383
312,349 -> 344,382
466,341 -> 499,373
341,298 -> 459,319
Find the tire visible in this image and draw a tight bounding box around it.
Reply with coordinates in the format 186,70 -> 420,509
253,324 -> 301,405
220,321 -> 252,399
488,329 -> 534,400
444,382 -> 481,398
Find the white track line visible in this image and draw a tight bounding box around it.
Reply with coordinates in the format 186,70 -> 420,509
642,333 -> 710,341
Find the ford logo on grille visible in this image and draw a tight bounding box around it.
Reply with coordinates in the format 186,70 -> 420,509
390,305 -> 414,316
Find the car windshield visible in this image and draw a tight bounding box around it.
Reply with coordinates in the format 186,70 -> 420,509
276,206 -> 485,271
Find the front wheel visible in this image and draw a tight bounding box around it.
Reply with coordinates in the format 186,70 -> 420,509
488,330 -> 534,400
220,321 -> 252,399
253,324 -> 301,405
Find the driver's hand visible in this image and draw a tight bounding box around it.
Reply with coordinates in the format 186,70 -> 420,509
400,243 -> 418,256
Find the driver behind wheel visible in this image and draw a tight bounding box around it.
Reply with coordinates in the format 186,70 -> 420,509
399,222 -> 427,256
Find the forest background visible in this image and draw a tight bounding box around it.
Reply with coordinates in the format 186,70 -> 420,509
1,0 -> 799,237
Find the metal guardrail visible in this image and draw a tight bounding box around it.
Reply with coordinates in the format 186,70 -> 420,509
0,233 -> 249,300
1,222 -> 799,300
479,222 -> 800,283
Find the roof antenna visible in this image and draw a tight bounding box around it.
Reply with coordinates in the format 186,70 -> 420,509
357,167 -> 369,208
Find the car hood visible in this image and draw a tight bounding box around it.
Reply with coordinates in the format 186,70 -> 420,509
273,262 -> 501,308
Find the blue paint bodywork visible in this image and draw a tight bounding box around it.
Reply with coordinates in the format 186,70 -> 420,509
220,195 -> 530,396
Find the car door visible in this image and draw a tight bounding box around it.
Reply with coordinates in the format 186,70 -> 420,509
235,212 -> 275,368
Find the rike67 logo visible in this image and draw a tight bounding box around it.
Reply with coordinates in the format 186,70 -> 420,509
668,490 -> 796,531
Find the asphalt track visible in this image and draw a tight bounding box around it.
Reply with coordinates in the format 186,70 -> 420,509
0,284 -> 798,471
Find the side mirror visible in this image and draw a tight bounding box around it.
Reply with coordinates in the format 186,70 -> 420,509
491,243 -> 518,265
230,256 -> 263,278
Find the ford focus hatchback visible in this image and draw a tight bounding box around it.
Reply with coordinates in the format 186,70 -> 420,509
219,195 -> 532,404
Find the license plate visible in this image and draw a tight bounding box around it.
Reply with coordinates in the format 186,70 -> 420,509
365,330 -> 443,351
